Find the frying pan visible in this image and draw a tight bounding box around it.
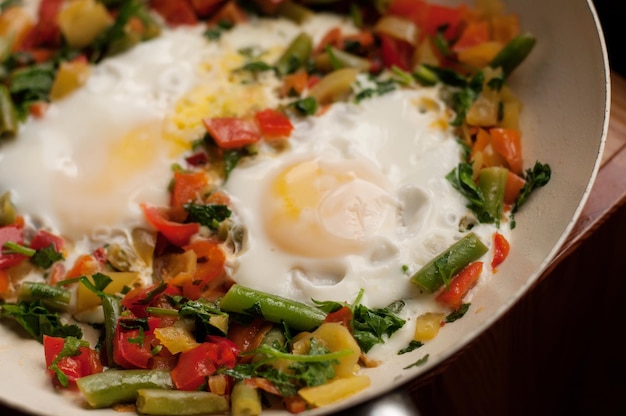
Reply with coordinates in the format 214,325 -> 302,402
0,0 -> 610,415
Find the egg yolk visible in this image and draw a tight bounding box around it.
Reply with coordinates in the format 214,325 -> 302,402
262,159 -> 397,258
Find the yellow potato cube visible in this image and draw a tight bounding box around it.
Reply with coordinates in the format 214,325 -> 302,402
299,375 -> 371,407
58,0 -> 113,49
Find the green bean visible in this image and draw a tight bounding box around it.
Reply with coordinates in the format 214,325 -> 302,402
136,389 -> 229,415
275,32 -> 313,76
101,294 -> 122,367
17,282 -> 70,312
219,284 -> 326,331
231,382 -> 262,416
0,84 -> 18,139
489,32 -> 536,78
0,192 -> 17,227
410,232 -> 488,293
478,166 -> 508,226
76,369 -> 174,408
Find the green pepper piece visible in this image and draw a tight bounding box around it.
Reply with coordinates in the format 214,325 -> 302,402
77,369 -> 174,408
410,232 -> 489,293
219,284 -> 326,331
489,32 -> 536,78
275,32 -> 313,75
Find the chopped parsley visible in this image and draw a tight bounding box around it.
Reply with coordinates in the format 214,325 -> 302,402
184,203 -> 232,230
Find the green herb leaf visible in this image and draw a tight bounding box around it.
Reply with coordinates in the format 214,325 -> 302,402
446,163 -> 494,224
445,303 -> 471,322
291,96 -> 318,116
398,340 -> 424,355
0,300 -> 82,342
184,203 -> 232,230
403,354 -> 429,370
30,244 -> 64,269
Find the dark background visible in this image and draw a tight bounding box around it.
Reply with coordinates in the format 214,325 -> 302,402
594,0 -> 626,76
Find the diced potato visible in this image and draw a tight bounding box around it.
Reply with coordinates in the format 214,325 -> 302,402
298,375 -> 371,407
414,312 -> 444,342
49,60 -> 91,101
498,85 -> 522,130
76,271 -> 138,312
154,326 -> 199,354
58,0 -> 113,49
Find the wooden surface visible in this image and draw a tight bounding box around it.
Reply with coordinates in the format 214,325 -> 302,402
406,72 -> 626,416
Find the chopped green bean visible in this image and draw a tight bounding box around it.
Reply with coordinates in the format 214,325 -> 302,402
219,284 -> 326,331
410,232 -> 488,293
76,369 -> 174,408
489,32 -> 536,78
275,32 -> 313,75
231,382 -> 262,416
17,282 -> 70,312
478,166 -> 508,226
101,294 -> 122,367
0,85 -> 18,139
136,389 -> 229,415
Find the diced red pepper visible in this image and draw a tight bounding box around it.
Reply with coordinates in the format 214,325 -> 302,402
388,0 -> 466,40
43,335 -> 103,388
254,109 -> 294,140
436,261 -> 483,309
149,0 -> 198,26
19,0 -> 63,49
189,0 -> 224,17
0,269 -> 10,293
491,232 -> 510,270
378,33 -> 413,71
122,282 -> 179,318
170,339 -> 239,391
203,117 -> 261,150
453,20 -> 490,52
141,203 -> 200,247
504,170 -> 525,205
227,318 -> 273,356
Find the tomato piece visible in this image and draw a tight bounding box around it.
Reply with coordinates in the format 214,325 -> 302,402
150,0 -> 198,26
0,225 -> 28,269
323,306 -> 353,329
490,128 -> 523,174
208,0 -> 247,25
254,109 -> 294,140
29,101 -> 49,118
435,261 -> 483,310
141,203 -> 200,247
30,229 -> 64,251
171,340 -> 238,391
228,318 -> 272,356
170,170 -> 208,221
20,0 -> 63,49
314,27 -> 342,54
491,232 -> 510,270
203,117 -> 261,150
122,282 -> 178,318
113,317 -> 161,369
453,20 -> 490,52
379,33 -> 413,71
43,335 -> 103,388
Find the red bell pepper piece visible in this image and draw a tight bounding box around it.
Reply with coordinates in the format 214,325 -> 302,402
122,282 -> 180,318
254,109 -> 294,140
436,261 -> 483,310
189,0 -> 224,17
323,306 -> 353,329
491,232 -> 510,270
141,203 -> 200,247
379,33 -> 413,71
453,20 -> 490,52
19,0 -> 63,49
43,335 -> 103,388
170,170 -> 208,222
203,117 -> 261,150
180,239 -> 226,300
30,229 -> 64,252
171,339 -> 239,391
0,225 -> 28,269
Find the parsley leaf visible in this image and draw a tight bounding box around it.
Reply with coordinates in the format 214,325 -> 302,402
445,303 -> 471,322
352,302 -> 406,352
178,298 -> 229,339
403,354 -> 430,370
30,244 -> 64,269
184,203 -> 232,230
354,78 -> 396,103
291,96 -> 318,116
8,62 -> 55,120
0,300 -> 82,342
446,163 -> 494,223
398,340 -> 424,355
